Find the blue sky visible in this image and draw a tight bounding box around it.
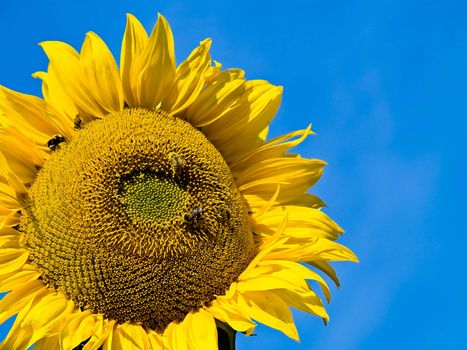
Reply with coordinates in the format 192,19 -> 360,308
0,0 -> 466,349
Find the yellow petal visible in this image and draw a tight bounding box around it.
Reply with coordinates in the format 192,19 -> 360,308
244,192 -> 325,213
133,14 -> 176,108
230,124 -> 313,173
237,291 -> 299,341
81,32 -> 124,113
251,184 -> 280,221
0,210 -> 20,230
0,156 -> 28,200
282,193 -> 326,208
33,70 -> 78,125
240,259 -> 331,302
165,309 -> 218,350
163,321 -> 189,350
165,38 -> 212,115
237,158 -> 326,202
147,330 -> 164,350
202,81 -> 282,163
120,14 -> 149,107
106,323 -> 151,350
0,181 -> 21,211
0,127 -> 44,184
204,60 -> 223,82
1,292 -> 75,349
274,289 -> 329,321
254,205 -> 343,241
0,248 -> 29,277
208,299 -> 256,333
186,71 -> 245,127
239,209 -> 289,279
84,318 -> 115,350
39,41 -> 107,118
0,85 -> 73,144
266,238 -> 359,263
186,309 -> 217,350
59,310 -> 97,349
309,260 -> 340,287
0,268 -> 40,293
0,280 -> 47,324
0,234 -> 21,249
34,335 -> 60,350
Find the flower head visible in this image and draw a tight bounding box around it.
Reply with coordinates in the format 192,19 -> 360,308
0,13 -> 357,349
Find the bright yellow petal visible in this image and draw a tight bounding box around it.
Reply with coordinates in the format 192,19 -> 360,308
103,322 -> 150,350
0,157 -> 28,200
309,260 -> 340,287
281,193 -> 326,208
165,38 -> 212,115
201,81 -> 282,163
120,13 -> 149,107
205,60 -> 223,82
186,309 -> 218,350
0,85 -> 73,144
32,70 -> 79,125
0,233 -> 21,249
230,124 -> 313,173
1,292 -> 74,349
165,309 -> 218,350
208,298 -> 256,333
0,268 -> 40,292
83,318 -> 115,350
0,280 -> 47,324
239,259 -> 331,302
237,158 -> 326,202
34,335 -> 60,350
244,192 -> 325,214
0,211 -> 19,232
59,310 -> 97,349
186,70 -> 245,127
0,248 -> 29,277
237,291 -> 299,341
133,14 -> 175,108
274,289 -> 329,321
39,41 -> 107,118
253,205 -> 343,241
163,321 -> 188,350
81,32 -> 124,113
147,330 -> 164,350
0,182 -> 21,212
266,238 -> 359,263
0,127 -> 45,184
250,184 -> 280,221
240,208 -> 289,279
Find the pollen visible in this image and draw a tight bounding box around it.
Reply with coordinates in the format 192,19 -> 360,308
21,108 -> 256,331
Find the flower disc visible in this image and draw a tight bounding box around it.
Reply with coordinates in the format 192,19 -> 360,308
21,108 -> 256,331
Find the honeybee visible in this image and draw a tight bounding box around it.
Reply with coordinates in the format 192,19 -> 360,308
219,207 -> 235,235
170,153 -> 185,178
73,115 -> 82,130
47,134 -> 67,151
184,207 -> 203,228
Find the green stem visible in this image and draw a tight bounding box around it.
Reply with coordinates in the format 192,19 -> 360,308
216,320 -> 236,350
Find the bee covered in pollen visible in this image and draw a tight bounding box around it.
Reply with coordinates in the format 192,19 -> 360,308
169,152 -> 185,178
184,207 -> 203,229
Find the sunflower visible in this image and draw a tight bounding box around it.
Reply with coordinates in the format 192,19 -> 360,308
0,13 -> 357,350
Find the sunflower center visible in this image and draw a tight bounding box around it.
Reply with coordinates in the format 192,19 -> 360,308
119,173 -> 188,223
21,108 -> 256,331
